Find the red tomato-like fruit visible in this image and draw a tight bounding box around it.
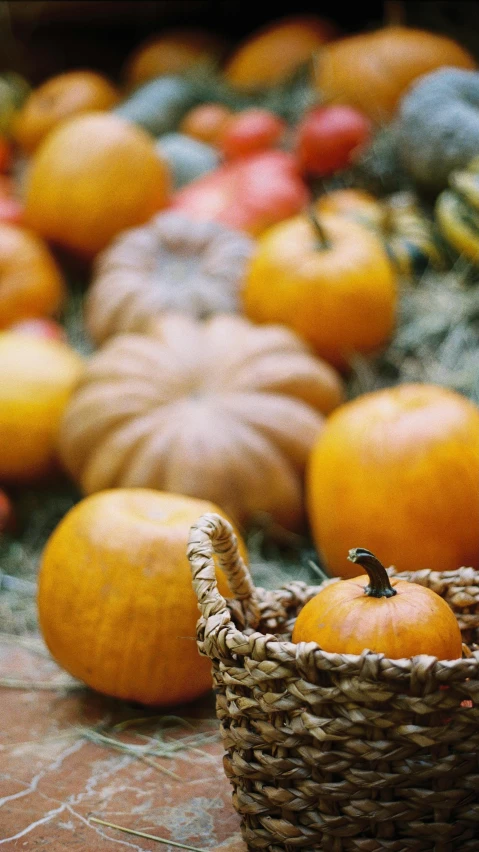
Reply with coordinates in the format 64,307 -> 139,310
0,137 -> 12,173
180,103 -> 233,145
0,489 -> 16,534
219,108 -> 287,160
0,196 -> 23,225
0,176 -> 23,224
171,151 -> 309,236
9,318 -> 67,342
296,105 -> 372,176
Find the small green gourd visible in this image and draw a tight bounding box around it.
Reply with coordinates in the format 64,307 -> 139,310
397,68 -> 479,193
115,75 -> 198,135
436,159 -> 479,264
156,133 -> 220,188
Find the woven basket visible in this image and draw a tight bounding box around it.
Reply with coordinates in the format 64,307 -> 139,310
187,512 -> 479,852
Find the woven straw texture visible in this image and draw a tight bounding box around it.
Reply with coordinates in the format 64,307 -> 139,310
187,513 -> 479,852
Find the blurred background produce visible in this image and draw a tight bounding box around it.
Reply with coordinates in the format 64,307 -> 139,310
0,0 -> 478,712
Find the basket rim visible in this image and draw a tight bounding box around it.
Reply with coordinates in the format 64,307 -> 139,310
188,513 -> 479,685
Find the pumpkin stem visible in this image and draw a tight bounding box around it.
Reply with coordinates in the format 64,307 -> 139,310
308,206 -> 330,250
384,1 -> 406,26
347,548 -> 397,598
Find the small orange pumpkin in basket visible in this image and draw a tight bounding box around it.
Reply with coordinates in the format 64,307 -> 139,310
292,547 -> 463,660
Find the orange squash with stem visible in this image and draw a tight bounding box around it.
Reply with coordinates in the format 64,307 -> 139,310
243,204 -> 396,368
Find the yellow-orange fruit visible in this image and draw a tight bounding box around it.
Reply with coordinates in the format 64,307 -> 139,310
125,29 -> 226,88
24,112 -> 171,257
315,26 -> 476,121
243,208 -> 396,368
307,384 -> 479,577
0,222 -> 65,328
225,15 -> 337,90
292,547 -> 463,660
13,70 -> 119,153
38,489 -> 242,706
0,331 -> 83,481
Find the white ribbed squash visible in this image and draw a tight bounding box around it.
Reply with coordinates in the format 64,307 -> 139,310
86,211 -> 254,344
59,314 -> 343,528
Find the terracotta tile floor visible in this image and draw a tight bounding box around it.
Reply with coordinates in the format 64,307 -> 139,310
0,636 -> 245,851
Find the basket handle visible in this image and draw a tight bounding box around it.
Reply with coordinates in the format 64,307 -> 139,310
187,512 -> 261,630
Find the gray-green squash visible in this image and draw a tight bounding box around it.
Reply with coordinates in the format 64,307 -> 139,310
397,68 -> 479,193
115,75 -> 197,135
155,133 -> 220,188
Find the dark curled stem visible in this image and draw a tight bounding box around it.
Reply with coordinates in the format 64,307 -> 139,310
348,547 -> 397,598
308,205 -> 330,250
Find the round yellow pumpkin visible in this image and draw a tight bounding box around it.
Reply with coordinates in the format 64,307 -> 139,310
307,383 -> 479,577
24,112 -> 171,257
0,331 -> 83,482
242,207 -> 397,369
38,489 -> 240,706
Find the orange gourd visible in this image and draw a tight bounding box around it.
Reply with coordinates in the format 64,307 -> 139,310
12,70 -> 119,153
225,15 -> 337,90
315,26 -> 476,122
38,489 -> 239,706
292,547 -> 463,660
316,188 -> 383,224
307,384 -> 479,577
0,331 -> 84,482
0,488 -> 15,534
180,103 -> 233,145
24,112 -> 171,258
125,29 -> 226,88
242,206 -> 396,368
218,108 -> 286,160
0,223 -> 65,328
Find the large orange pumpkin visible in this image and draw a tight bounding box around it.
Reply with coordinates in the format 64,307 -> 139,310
242,206 -> 396,368
292,547 -> 463,660
38,489 -> 240,706
0,222 -> 65,328
0,331 -> 83,482
315,26 -> 476,122
224,15 -> 337,90
12,70 -> 119,154
24,112 -> 171,257
307,384 -> 479,578
125,29 -> 226,88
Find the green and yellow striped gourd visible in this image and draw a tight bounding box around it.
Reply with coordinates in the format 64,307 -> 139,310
436,159 -> 479,264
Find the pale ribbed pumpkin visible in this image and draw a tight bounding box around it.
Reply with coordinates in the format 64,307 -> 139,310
59,314 -> 344,529
86,212 -> 254,344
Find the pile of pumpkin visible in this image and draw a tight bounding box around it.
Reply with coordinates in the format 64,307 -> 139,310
1,15 -> 479,707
